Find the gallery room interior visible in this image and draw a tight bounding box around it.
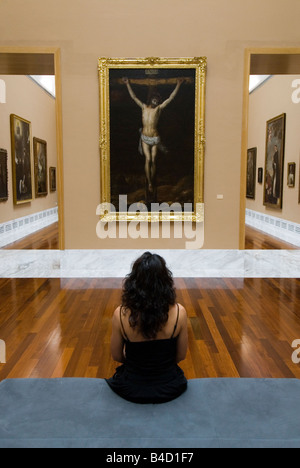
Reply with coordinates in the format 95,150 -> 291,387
0,0 -> 300,449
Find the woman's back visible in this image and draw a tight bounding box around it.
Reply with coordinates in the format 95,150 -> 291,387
120,304 -> 181,378
106,252 -> 188,404
120,303 -> 181,342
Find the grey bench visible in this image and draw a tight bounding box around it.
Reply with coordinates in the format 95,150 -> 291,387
0,377 -> 300,448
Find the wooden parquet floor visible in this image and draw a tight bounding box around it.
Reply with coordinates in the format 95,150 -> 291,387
245,225 -> 299,250
1,276 -> 300,381
4,222 -> 59,250
0,222 -> 300,381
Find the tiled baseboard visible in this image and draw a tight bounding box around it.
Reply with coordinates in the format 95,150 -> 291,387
0,207 -> 58,248
245,209 -> 300,247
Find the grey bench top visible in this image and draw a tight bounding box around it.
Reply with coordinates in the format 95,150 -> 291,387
0,377 -> 300,448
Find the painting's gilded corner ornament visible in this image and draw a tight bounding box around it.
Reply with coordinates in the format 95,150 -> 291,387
145,57 -> 161,66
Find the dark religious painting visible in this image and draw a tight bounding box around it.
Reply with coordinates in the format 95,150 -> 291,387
49,167 -> 56,192
34,137 -> 48,197
98,57 -> 206,222
10,114 -> 33,204
263,113 -> 286,209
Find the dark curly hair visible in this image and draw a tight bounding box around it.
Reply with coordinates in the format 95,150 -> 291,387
121,252 -> 176,339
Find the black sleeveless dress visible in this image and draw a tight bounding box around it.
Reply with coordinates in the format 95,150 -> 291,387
105,306 -> 188,404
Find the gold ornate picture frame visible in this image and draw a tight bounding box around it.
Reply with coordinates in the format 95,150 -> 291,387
287,162 -> 296,188
10,114 -> 33,205
33,137 -> 48,197
263,113 -> 286,210
49,166 -> 57,192
98,57 -> 206,222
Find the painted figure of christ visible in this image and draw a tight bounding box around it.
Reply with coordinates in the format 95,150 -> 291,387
122,77 -> 184,200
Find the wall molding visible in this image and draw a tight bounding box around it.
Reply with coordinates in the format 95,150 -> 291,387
245,208 -> 300,247
0,207 -> 58,248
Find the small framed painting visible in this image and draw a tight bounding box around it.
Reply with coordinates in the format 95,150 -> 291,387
246,147 -> 257,199
33,137 -> 48,197
287,162 -> 296,188
49,166 -> 57,192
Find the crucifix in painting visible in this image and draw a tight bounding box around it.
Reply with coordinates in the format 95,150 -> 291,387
98,57 -> 206,222
122,76 -> 185,203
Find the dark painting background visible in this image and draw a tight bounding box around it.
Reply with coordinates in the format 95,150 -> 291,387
109,68 -> 195,211
12,117 -> 32,203
0,149 -> 8,201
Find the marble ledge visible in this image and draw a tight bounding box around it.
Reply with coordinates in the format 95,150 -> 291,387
0,249 -> 299,279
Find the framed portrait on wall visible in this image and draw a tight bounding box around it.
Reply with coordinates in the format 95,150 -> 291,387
263,113 -> 286,209
0,148 -> 8,202
287,162 -> 296,188
246,147 -> 257,199
49,167 -> 56,192
33,137 -> 48,197
10,114 -> 33,204
98,57 -> 206,222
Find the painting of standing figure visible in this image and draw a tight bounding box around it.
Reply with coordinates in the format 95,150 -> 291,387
98,57 -> 206,221
33,137 -> 48,197
263,113 -> 286,209
10,114 -> 33,204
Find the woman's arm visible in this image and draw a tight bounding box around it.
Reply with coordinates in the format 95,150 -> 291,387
176,305 -> 188,363
110,307 -> 126,363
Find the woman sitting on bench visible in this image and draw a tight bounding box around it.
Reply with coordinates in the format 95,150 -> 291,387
106,251 -> 188,404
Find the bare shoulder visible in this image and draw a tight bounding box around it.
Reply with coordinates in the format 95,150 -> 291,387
178,303 -> 187,315
112,306 -> 121,324
177,303 -> 187,325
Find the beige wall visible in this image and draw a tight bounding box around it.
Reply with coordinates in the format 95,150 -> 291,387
247,75 -> 300,223
1,0 -> 300,248
0,75 -> 57,223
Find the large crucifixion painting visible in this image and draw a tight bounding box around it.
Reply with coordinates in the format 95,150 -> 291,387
98,57 -> 206,222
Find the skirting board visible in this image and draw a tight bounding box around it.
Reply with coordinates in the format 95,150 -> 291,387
245,208 -> 300,247
0,207 -> 58,248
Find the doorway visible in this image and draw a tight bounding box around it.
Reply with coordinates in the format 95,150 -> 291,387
0,48 -> 64,249
240,48 -> 300,250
